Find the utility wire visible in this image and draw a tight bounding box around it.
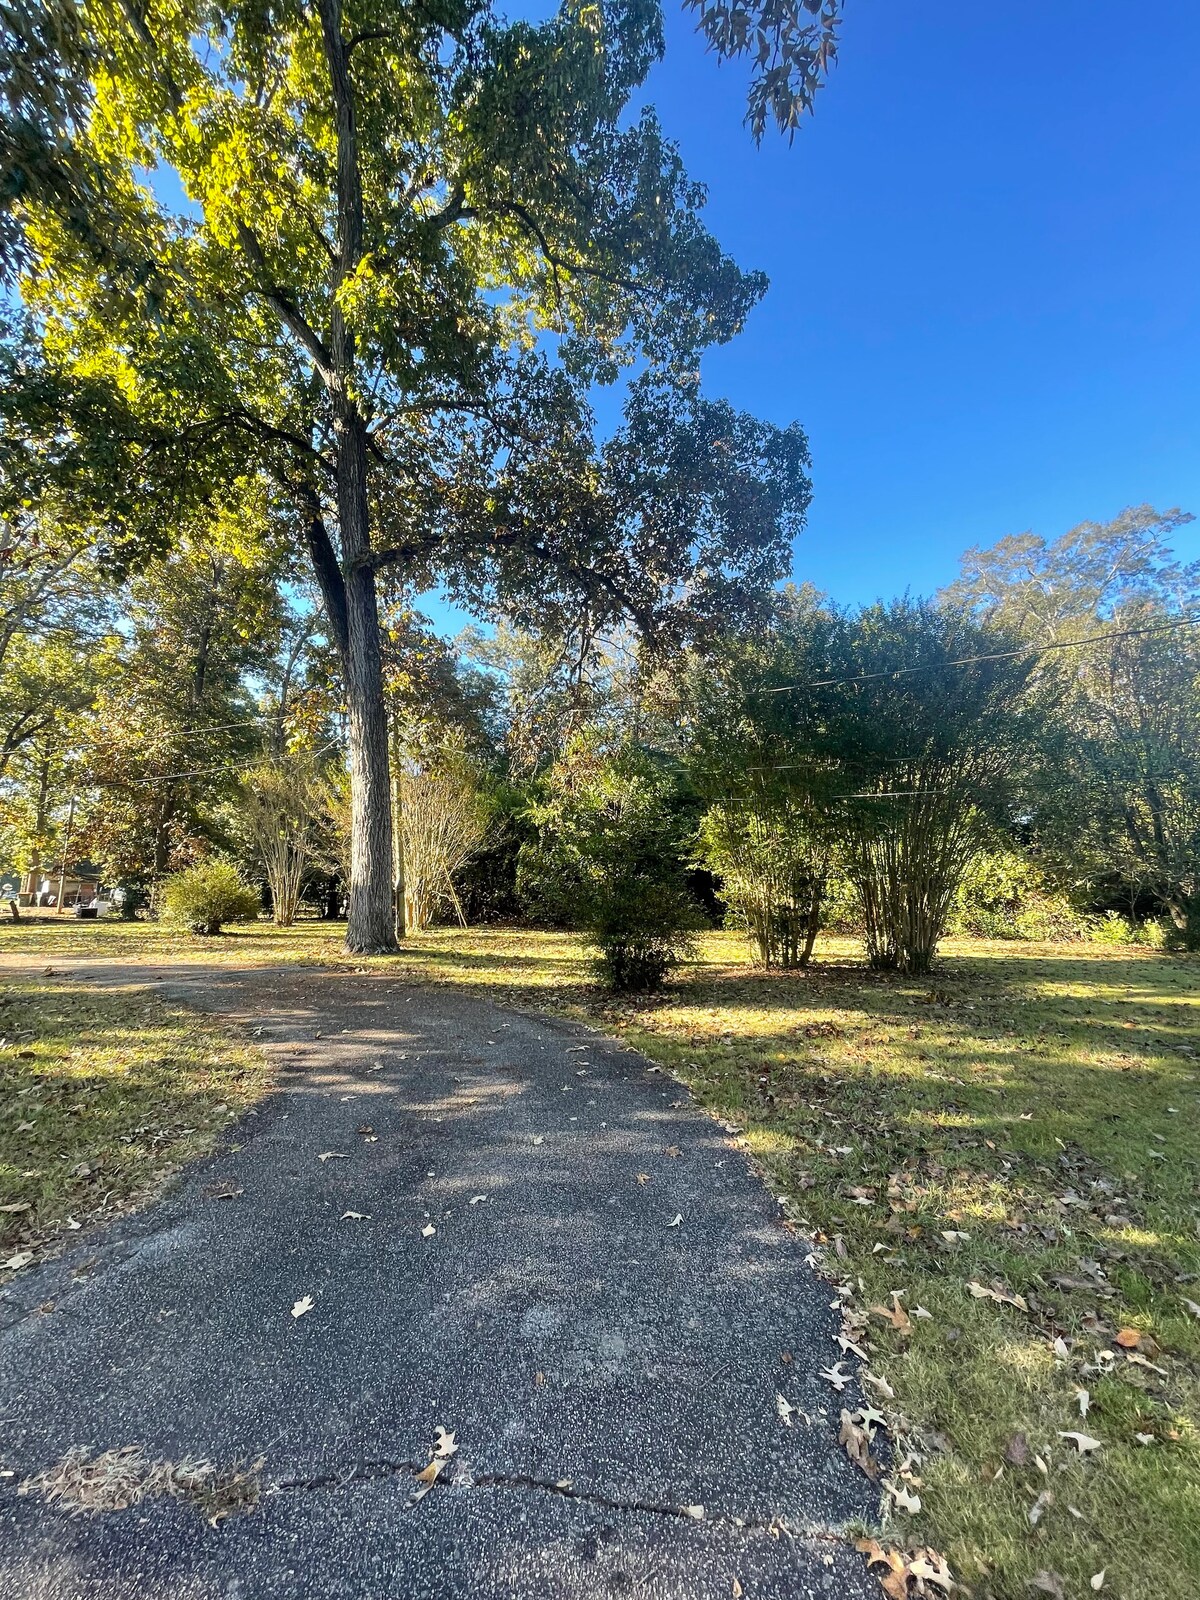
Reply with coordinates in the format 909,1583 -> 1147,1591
171,716 -> 277,737
751,611 -> 1200,697
122,738 -> 340,785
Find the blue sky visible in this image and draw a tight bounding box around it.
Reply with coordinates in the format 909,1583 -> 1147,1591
630,0 -> 1200,608
426,0 -> 1200,631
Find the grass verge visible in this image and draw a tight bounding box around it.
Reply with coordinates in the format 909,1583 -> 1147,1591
0,973 -> 270,1271
3,920 -> 1198,1599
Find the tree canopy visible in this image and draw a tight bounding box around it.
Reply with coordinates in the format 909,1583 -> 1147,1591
11,0 -> 814,949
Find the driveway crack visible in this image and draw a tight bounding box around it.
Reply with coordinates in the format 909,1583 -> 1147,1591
268,1458 -> 856,1545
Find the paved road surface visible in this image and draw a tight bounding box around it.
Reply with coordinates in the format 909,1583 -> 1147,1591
0,957 -> 878,1598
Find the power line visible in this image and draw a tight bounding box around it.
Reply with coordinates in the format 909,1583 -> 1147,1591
121,738 -> 340,785
751,611 -> 1200,697
172,716 -> 276,737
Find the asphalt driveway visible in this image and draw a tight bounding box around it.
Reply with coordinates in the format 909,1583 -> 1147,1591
0,957 -> 878,1598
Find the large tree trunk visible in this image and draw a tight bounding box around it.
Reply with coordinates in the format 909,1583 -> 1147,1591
318,0 -> 397,953
337,408 -> 397,953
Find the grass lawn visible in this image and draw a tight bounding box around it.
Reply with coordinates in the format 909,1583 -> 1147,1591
2,916 -> 1198,1600
0,961 -> 270,1271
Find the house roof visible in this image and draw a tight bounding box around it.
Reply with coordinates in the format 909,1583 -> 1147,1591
23,861 -> 103,881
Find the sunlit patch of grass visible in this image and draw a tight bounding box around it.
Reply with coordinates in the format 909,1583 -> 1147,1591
0,978 -> 270,1262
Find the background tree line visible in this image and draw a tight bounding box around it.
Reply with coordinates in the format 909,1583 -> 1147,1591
3,485 -> 1196,981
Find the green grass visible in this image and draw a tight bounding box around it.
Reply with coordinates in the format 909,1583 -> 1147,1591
3,917 -> 1198,1598
0,971 -> 271,1266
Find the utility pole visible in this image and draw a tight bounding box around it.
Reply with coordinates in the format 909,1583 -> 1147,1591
55,794 -> 77,915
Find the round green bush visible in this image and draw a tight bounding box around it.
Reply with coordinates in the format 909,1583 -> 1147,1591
161,861 -> 261,935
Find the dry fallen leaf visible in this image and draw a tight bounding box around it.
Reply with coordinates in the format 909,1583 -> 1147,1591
856,1403 -> 887,1437
1075,1387 -> 1091,1418
1028,1489 -> 1053,1526
409,1457 -> 445,1503
468,1194 -> 488,1205
421,1224 -> 436,1238
869,1291 -> 913,1336
820,1361 -> 852,1392
1058,1431 -> 1102,1453
1115,1327 -> 1142,1349
317,1152 -> 348,1162
291,1295 -> 314,1319
1091,1572 -> 1106,1592
3,1251 -> 34,1272
636,1173 -> 650,1185
839,1408 -> 879,1479
1005,1432 -> 1030,1467
732,1580 -> 742,1599
683,1504 -> 705,1519
1124,1351 -> 1168,1376
409,1427 -> 459,1505
907,1552 -> 952,1591
341,1211 -> 371,1221
855,1538 -> 909,1600
888,1479 -> 921,1514
858,1540 -> 952,1597
864,1371 -> 895,1400
967,1280 -> 1028,1312
0,1202 -> 31,1214
667,1213 -> 683,1228
775,1394 -> 797,1427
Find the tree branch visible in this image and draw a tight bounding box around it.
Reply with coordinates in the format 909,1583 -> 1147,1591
498,199 -> 649,299
234,222 -> 336,382
293,480 -> 349,668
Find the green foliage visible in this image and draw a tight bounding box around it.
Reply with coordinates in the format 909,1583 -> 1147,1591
680,590 -> 1038,974
947,507 -> 1200,946
678,584 -> 838,963
114,880 -> 147,920
520,739 -> 700,990
816,868 -> 862,934
236,759 -> 326,928
819,599 -> 1038,973
161,860 -> 260,936
75,526 -> 290,886
16,0 -> 814,949
950,848 -> 1091,942
686,0 -> 843,143
1087,910 -> 1168,949
697,800 -> 825,967
397,756 -> 493,934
